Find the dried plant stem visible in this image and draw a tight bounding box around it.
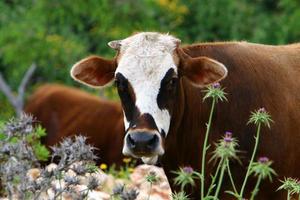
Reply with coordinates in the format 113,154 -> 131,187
250,175 -> 262,200
201,98 -> 216,199
240,123 -> 261,198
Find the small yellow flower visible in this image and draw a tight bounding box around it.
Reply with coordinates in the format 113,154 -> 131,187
128,167 -> 134,173
100,163 -> 107,170
123,157 -> 132,164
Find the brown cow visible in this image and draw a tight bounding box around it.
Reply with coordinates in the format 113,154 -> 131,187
70,32 -> 300,199
25,84 -> 125,165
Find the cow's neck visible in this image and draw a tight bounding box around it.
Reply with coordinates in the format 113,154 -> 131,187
164,77 -> 210,170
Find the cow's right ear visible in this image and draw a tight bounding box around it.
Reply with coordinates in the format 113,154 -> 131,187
177,48 -> 227,87
70,56 -> 116,88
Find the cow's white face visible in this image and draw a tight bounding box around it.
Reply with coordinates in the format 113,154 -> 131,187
70,32 -> 228,164
113,33 -> 180,163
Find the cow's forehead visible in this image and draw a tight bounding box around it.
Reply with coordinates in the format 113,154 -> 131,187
115,32 -> 179,78
119,32 -> 179,56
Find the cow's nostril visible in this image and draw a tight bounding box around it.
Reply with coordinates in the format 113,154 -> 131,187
147,134 -> 159,148
126,132 -> 159,154
127,134 -> 136,148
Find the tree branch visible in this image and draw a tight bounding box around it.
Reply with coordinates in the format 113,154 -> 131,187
0,63 -> 36,116
0,72 -> 18,108
17,63 -> 37,112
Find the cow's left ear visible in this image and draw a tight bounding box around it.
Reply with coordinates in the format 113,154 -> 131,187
177,48 -> 228,86
70,56 -> 116,88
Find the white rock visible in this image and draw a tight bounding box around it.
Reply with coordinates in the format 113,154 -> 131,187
27,168 -> 41,181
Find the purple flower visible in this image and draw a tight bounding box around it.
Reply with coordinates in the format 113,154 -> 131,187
182,166 -> 194,174
223,131 -> 233,143
225,131 -> 232,138
258,107 -> 266,113
212,82 -> 221,88
224,137 -> 233,143
258,157 -> 269,164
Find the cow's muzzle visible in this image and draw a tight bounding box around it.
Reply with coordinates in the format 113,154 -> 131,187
123,130 -> 164,158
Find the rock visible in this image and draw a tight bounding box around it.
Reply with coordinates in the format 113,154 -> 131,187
27,168 -> 41,181
130,164 -> 172,200
46,163 -> 58,172
87,191 -> 110,200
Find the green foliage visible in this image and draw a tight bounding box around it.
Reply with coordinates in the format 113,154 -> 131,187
0,120 -> 49,161
26,125 -> 50,161
0,0 -> 299,119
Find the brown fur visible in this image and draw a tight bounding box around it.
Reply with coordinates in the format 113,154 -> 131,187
25,84 -> 124,165
162,42 -> 300,199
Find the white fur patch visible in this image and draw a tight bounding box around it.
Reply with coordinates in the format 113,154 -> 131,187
115,32 -> 179,135
142,156 -> 158,165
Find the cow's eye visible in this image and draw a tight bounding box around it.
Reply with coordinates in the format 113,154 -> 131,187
165,77 -> 177,90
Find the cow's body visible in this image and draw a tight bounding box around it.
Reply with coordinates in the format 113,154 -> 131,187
162,42 -> 300,199
70,32 -> 300,200
25,84 -> 125,165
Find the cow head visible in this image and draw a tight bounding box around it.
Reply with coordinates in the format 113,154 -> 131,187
71,32 -> 227,164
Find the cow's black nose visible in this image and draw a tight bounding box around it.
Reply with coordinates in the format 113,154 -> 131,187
127,132 -> 159,154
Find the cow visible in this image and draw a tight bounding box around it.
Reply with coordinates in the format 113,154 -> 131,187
25,84 -> 125,165
70,32 -> 300,199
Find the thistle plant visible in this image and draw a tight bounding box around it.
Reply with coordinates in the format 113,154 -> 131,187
205,131 -> 239,199
0,114 -> 41,200
278,177 -> 300,200
249,157 -> 276,200
0,114 -> 102,200
171,191 -> 190,200
112,183 -> 139,200
201,82 -> 227,199
172,166 -> 202,192
239,108 -> 273,199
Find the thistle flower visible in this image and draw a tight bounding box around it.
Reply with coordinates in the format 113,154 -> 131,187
145,171 -> 159,184
120,188 -> 139,200
2,113 -> 35,138
211,131 -> 239,161
225,131 -> 232,138
112,184 -> 139,200
258,157 -> 269,164
171,191 -> 190,200
51,135 -> 98,166
182,166 -> 194,174
87,175 -> 101,190
250,157 -> 277,181
64,175 -> 80,185
72,164 -> 88,175
203,83 -> 227,102
278,177 -> 300,194
248,107 -> 273,128
112,183 -> 125,196
172,167 -> 201,191
212,82 -> 221,88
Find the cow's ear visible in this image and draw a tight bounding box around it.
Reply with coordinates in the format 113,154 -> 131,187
70,56 -> 116,88
177,48 -> 227,86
